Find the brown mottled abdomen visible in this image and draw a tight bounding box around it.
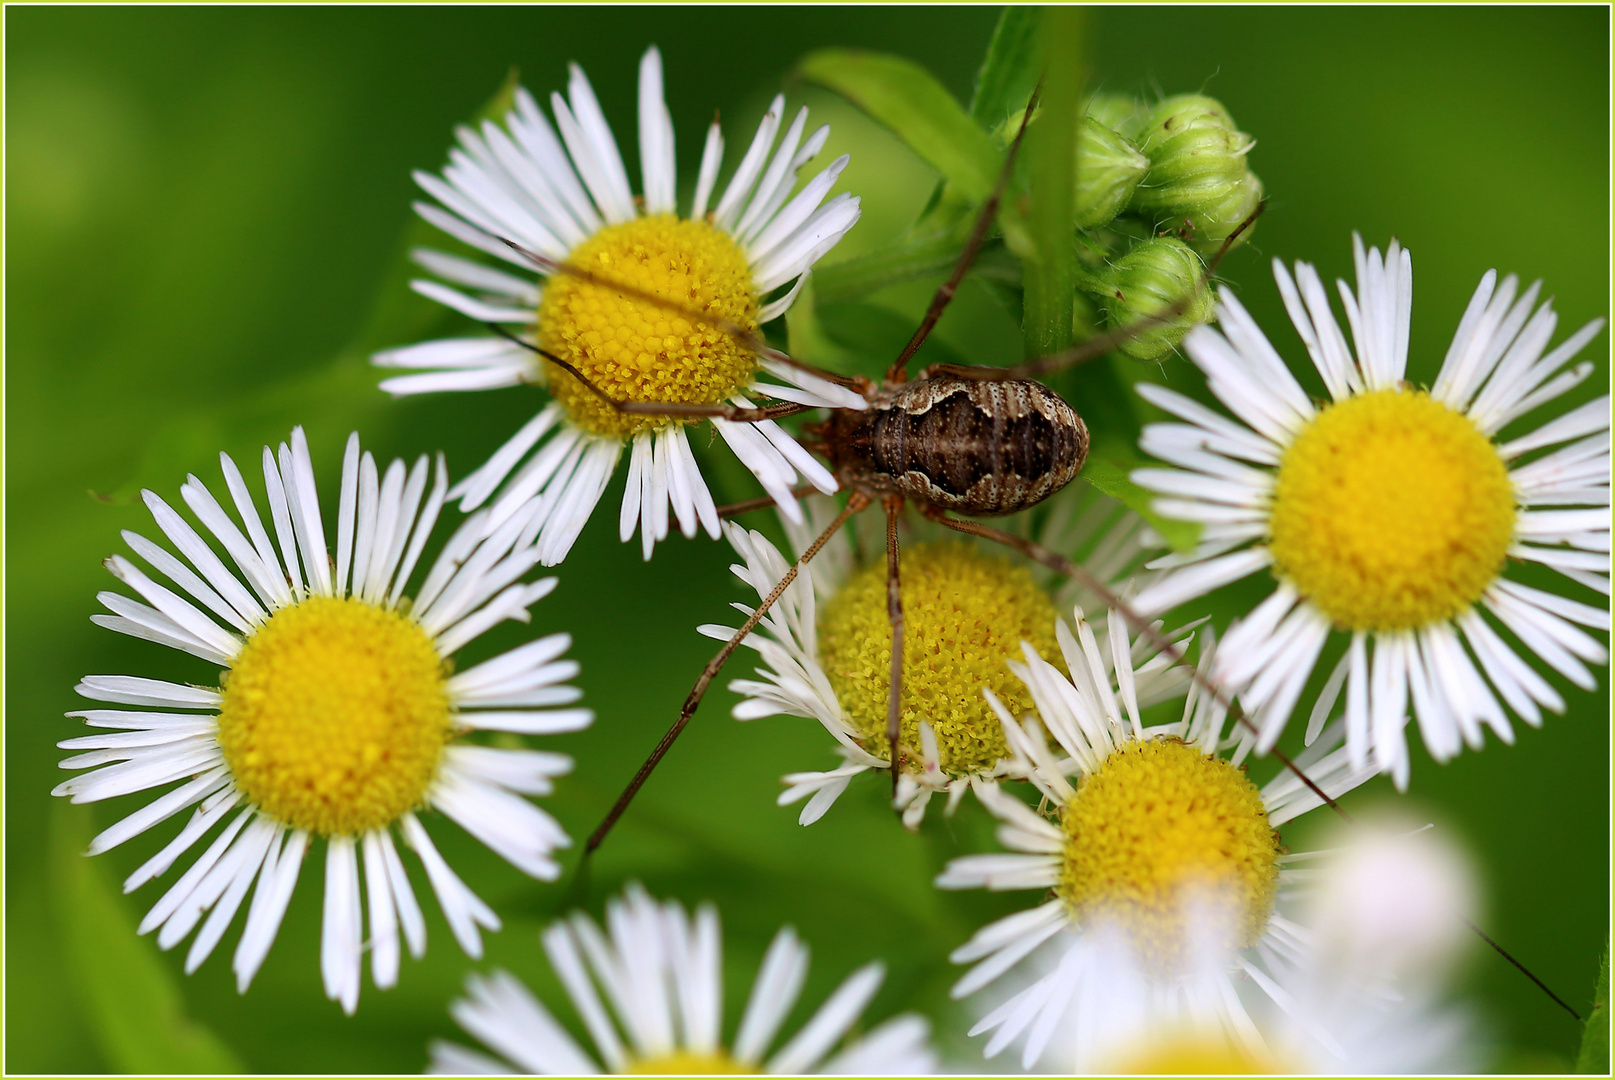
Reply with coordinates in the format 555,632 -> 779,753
824,375 -> 1089,516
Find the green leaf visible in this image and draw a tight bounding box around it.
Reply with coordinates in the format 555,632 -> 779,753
783,272 -> 861,374
1081,455 -> 1201,554
799,48 -> 1001,204
1019,7 -> 1084,358
810,228 -> 966,306
1577,944 -> 1609,1073
970,6 -> 1041,125
49,802 -> 244,1074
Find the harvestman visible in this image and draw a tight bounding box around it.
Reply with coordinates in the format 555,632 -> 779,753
472,105 -> 1292,854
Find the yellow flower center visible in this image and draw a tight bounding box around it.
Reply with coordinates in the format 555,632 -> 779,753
1058,739 -> 1280,973
1111,1033 -> 1280,1074
626,1050 -> 749,1074
537,214 -> 759,438
216,596 -> 454,836
817,542 -> 1061,776
1268,388 -> 1516,631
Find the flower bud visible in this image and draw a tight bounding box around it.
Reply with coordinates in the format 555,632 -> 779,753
1074,117 -> 1149,229
1088,237 -> 1214,361
1084,93 -> 1149,141
998,108 -> 1149,231
1130,94 -> 1263,253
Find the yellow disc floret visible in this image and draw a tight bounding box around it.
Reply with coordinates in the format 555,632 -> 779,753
538,214 -> 759,438
627,1050 -> 750,1075
1058,739 -> 1280,973
817,542 -> 1061,776
1110,1032 -> 1281,1075
1268,388 -> 1515,631
217,596 -> 454,836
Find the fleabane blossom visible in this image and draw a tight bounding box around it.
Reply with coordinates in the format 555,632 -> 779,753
707,492 -> 1160,828
936,605 -> 1377,1070
56,429 -> 591,1013
1131,235 -> 1609,785
374,46 -> 864,566
1094,819 -> 1484,1074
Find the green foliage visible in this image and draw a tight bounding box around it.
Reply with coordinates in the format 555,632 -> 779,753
799,48 -> 1001,204
1017,7 -> 1083,358
808,7 -> 1046,308
784,272 -> 861,374
1577,945 -> 1610,1073
809,230 -> 969,307
1080,456 -> 1201,554
49,803 -> 244,1074
969,7 -> 1040,126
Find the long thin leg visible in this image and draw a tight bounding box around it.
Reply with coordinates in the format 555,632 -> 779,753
917,506 -> 1349,820
484,231 -> 860,389
932,201 -> 1267,384
716,484 -> 832,520
486,323 -> 818,423
586,492 -> 872,854
886,87 -> 1043,383
883,496 -> 906,798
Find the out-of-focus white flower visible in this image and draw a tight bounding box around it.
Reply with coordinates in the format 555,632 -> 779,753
1083,817 -> 1486,1074
1301,815 -> 1479,985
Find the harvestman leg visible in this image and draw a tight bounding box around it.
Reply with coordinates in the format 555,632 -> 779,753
715,485 -> 827,521
586,493 -> 873,854
918,506 -> 1350,819
886,89 -> 1042,383
883,496 -> 907,796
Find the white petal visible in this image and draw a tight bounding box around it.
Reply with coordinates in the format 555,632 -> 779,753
765,962 -> 883,1074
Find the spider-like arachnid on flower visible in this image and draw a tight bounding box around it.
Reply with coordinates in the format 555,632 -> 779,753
431,88 -> 1277,856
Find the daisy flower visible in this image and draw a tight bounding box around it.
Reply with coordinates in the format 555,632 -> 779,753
55,428 -> 592,1013
705,492 -> 1161,828
373,46 -> 864,566
427,882 -> 937,1075
935,606 -> 1378,1071
1130,235 -> 1610,785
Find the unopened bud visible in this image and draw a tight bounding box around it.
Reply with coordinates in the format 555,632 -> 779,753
1084,93 -> 1149,141
998,109 -> 1150,231
1088,237 -> 1213,361
1130,94 -> 1263,253
1074,117 -> 1149,229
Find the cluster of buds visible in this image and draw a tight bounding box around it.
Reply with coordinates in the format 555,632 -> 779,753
1129,94 -> 1265,252
995,90 -> 1262,362
1073,91 -> 1262,361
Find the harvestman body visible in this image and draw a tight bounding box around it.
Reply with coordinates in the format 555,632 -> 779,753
809,375 -> 1089,517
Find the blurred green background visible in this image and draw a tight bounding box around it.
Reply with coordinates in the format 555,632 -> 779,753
7,6 -> 1608,1073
